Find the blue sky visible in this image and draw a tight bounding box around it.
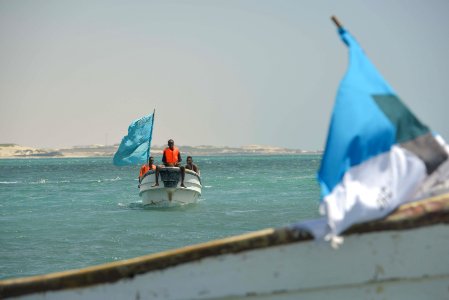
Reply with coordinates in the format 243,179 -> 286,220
1,0 -> 448,150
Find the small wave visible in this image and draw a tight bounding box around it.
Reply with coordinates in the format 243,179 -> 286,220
0,181 -> 19,184
204,185 -> 212,188
30,179 -> 47,184
104,177 -> 121,182
292,175 -> 315,180
27,179 -> 72,185
118,201 -> 144,210
225,209 -> 260,216
89,177 -> 122,183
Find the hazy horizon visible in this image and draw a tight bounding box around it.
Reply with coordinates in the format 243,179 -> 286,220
1,1 -> 449,150
0,141 -> 318,151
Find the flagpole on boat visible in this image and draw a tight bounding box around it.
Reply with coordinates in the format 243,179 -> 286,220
147,109 -> 155,165
331,16 -> 343,29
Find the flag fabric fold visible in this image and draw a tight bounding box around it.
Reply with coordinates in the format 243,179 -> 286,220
113,113 -> 154,166
317,27 -> 448,238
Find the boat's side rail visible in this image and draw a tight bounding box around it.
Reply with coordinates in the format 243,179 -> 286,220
0,227 -> 309,298
140,168 -> 201,182
185,168 -> 200,177
140,170 -> 156,181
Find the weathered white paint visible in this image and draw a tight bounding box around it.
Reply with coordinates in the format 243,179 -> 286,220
139,170 -> 201,207
17,224 -> 449,300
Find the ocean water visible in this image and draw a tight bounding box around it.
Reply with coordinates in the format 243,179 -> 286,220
0,155 -> 321,280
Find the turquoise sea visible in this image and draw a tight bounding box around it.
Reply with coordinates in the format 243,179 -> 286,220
0,155 -> 321,280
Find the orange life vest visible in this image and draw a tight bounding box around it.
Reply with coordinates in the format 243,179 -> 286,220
163,147 -> 180,164
139,164 -> 156,178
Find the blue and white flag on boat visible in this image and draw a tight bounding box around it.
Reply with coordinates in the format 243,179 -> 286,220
113,113 -> 154,166
317,27 -> 448,238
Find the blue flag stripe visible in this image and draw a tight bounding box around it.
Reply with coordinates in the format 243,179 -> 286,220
318,28 -> 397,198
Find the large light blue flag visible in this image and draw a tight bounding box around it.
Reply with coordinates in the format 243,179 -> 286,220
113,113 -> 154,166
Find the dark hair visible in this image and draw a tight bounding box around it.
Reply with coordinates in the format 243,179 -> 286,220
187,156 -> 192,160
168,139 -> 174,144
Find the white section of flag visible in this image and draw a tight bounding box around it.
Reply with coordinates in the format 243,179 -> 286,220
321,145 -> 427,237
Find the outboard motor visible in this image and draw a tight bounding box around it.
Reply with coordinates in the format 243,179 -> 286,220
159,167 -> 181,188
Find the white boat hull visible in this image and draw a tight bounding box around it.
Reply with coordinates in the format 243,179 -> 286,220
1,193 -> 448,299
139,168 -> 202,207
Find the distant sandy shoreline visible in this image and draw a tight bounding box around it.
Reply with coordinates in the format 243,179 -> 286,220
0,144 -> 321,159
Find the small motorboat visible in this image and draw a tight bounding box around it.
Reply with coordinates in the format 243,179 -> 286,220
139,167 -> 202,207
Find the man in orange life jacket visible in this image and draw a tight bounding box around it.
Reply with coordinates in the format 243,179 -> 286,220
138,156 -> 156,186
153,139 -> 186,188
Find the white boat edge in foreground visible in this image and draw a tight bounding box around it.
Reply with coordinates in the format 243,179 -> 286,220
1,192 -> 448,299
